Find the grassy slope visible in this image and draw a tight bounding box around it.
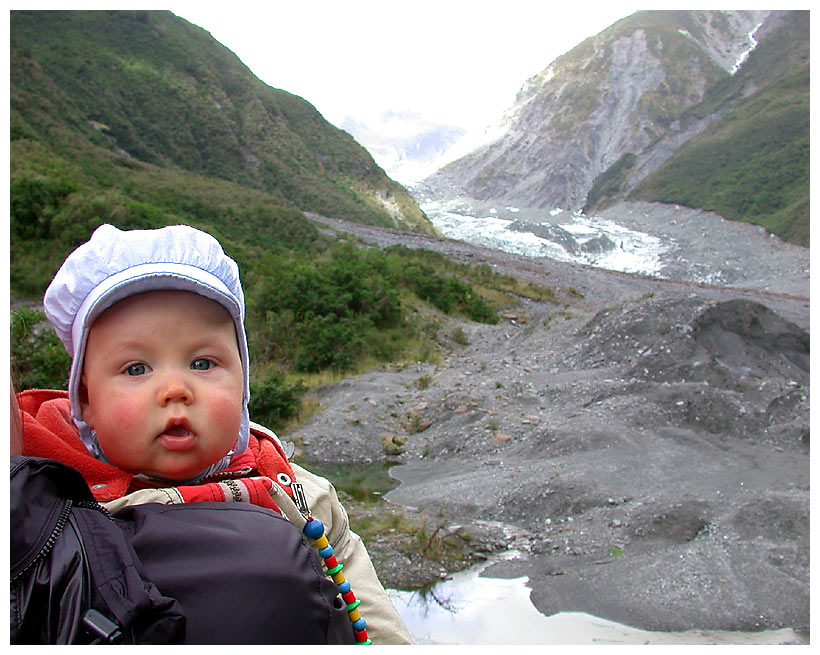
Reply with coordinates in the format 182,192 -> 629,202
628,11 -> 809,246
10,10 -> 431,237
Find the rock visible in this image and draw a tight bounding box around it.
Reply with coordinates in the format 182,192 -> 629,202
380,434 -> 406,456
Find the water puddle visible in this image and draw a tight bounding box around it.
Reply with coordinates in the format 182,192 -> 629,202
302,461 -> 805,645
387,557 -> 806,645
296,460 -> 399,502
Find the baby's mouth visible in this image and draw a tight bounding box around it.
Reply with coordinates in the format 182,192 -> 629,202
159,420 -> 196,451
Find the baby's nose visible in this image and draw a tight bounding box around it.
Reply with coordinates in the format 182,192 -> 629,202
158,374 -> 193,405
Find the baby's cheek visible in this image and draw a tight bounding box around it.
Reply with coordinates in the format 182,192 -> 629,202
109,398 -> 147,430
91,397 -> 149,467
209,394 -> 244,433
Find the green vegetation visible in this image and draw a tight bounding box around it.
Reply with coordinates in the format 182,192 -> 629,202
245,243 -> 499,377
10,10 -> 432,234
630,76 -> 809,245
628,11 -> 810,245
11,308 -> 72,392
10,10 -> 563,433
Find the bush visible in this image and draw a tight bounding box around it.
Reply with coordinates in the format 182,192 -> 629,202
248,372 -> 306,432
296,314 -> 369,372
246,241 -> 499,376
11,308 -> 71,391
10,176 -> 75,239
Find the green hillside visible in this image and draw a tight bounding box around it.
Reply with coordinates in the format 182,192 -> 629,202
628,11 -> 810,246
10,11 -> 433,262
9,9 -> 509,427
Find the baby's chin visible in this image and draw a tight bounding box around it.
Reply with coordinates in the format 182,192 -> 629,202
128,459 -> 214,482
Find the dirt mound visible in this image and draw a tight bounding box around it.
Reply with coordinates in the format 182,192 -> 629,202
571,296 -> 808,386
561,295 -> 809,449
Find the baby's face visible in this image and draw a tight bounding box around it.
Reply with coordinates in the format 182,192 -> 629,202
80,290 -> 244,480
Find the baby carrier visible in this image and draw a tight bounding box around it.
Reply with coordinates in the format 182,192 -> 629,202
10,456 -> 354,644
11,455 -> 185,644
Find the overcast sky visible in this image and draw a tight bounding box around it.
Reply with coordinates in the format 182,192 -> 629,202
168,1 -> 640,133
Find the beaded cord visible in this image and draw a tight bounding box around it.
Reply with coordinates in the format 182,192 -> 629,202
303,517 -> 372,645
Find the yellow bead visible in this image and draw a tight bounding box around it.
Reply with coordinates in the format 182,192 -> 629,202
348,608 -> 361,622
332,571 -> 346,585
314,535 -> 329,550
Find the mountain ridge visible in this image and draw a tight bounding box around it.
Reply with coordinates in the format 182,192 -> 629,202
424,10 -> 808,246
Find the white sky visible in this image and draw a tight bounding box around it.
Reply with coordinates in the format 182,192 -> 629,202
167,1 -> 640,133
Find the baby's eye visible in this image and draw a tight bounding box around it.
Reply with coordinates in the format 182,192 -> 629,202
126,363 -> 149,376
191,358 -> 215,371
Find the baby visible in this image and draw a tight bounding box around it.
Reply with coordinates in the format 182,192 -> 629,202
18,223 -> 412,644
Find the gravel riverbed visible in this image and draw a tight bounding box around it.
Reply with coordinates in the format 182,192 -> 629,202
294,203 -> 809,639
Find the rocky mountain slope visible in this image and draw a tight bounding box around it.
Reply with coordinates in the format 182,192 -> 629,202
425,10 -> 808,245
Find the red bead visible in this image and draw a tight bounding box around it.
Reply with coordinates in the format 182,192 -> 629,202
342,590 -> 357,605
354,629 -> 368,642
324,555 -> 338,569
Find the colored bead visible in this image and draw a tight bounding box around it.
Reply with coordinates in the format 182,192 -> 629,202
354,629 -> 368,642
326,563 -> 344,576
303,519 -> 325,540
342,590 -> 356,605
355,639 -> 372,645
348,608 -> 362,623
352,618 -> 366,632
324,555 -> 339,570
331,571 -> 346,585
346,599 -> 361,612
318,545 -> 334,558
337,581 -> 351,594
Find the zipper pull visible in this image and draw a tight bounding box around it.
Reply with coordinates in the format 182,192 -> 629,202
291,482 -> 311,517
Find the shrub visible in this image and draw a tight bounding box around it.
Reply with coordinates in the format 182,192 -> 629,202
248,372 -> 306,432
10,176 -> 75,239
11,308 -> 71,391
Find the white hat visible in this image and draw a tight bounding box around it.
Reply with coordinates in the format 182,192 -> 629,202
43,223 -> 251,481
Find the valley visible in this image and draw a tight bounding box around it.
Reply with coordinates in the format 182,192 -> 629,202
293,202 -> 809,639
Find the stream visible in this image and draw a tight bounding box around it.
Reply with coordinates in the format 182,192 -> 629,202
387,554 -> 806,645
303,461 -> 806,645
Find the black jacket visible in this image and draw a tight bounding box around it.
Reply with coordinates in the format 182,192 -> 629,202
10,456 -> 354,644
10,455 -> 185,644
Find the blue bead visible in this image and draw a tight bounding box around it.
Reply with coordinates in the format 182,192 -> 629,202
352,618 -> 366,632
337,581 -> 351,594
303,519 -> 325,540
318,545 -> 334,558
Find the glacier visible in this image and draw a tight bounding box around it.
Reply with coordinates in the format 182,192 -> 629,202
419,197 -> 669,276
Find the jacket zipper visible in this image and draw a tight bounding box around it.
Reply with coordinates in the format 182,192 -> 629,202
76,499 -> 114,520
11,499 -> 113,584
11,499 -> 73,583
